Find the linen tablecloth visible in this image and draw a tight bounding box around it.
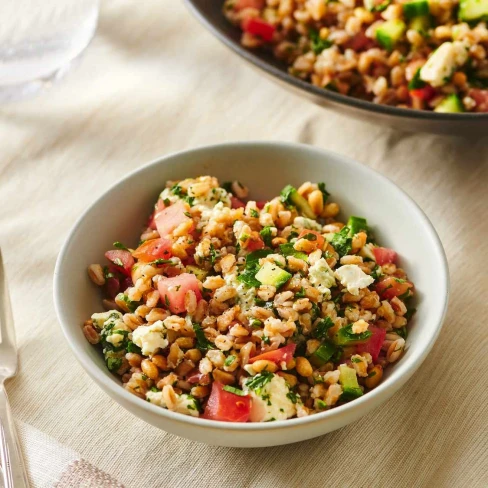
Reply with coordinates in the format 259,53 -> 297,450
1,1 -> 487,486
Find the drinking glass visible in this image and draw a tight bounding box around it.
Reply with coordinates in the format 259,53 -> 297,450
0,0 -> 99,101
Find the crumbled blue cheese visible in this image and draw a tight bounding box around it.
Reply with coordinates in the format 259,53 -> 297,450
131,320 -> 168,356
224,272 -> 256,311
91,310 -> 122,329
193,188 -> 231,209
293,216 -> 323,231
146,391 -> 199,417
244,374 -> 297,422
105,331 -> 126,347
308,258 -> 336,298
420,41 -> 469,87
334,265 -> 374,296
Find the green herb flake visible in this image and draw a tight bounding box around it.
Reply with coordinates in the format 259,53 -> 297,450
222,385 -> 247,396
193,323 -> 215,351
309,28 -> 333,54
224,355 -> 236,367
246,371 -> 274,392
286,391 -> 300,404
260,226 -> 273,247
312,317 -> 334,340
250,209 -> 259,218
113,241 -> 129,251
318,182 -> 330,202
331,226 -> 352,257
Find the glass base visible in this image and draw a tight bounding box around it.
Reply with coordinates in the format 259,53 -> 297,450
0,58 -> 78,103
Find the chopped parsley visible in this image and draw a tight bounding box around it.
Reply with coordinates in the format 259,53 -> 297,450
249,318 -> 262,329
331,226 -> 352,257
113,241 -> 129,251
408,68 -> 426,90
395,326 -> 408,339
301,232 -> 317,241
106,357 -> 122,371
312,317 -> 334,340
367,371 -> 376,378
351,357 -> 362,363
286,391 -> 300,404
250,208 -> 259,218
279,243 -> 307,261
164,295 -> 170,307
237,249 -> 273,288
193,323 -> 215,351
149,258 -> 174,266
115,293 -> 140,313
127,341 -> 142,354
280,185 -> 296,205
295,287 -> 306,298
246,371 -> 274,393
318,182 -> 330,202
224,355 -> 236,367
209,244 -> 219,265
316,399 -> 327,410
260,226 -> 273,247
309,28 -> 333,55
223,385 -> 247,396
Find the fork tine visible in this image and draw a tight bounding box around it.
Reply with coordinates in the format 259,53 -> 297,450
0,248 -> 16,351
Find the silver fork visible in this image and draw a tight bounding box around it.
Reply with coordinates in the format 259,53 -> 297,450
0,249 -> 29,488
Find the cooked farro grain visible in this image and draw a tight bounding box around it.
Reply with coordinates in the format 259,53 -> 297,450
85,176 -> 416,422
224,0 -> 488,113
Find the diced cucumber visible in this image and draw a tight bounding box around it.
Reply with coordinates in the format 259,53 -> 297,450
376,20 -> 406,51
310,342 -> 337,367
280,185 -> 316,219
334,324 -> 372,346
347,216 -> 368,236
434,94 -> 464,113
409,15 -> 431,35
186,265 -> 208,281
339,365 -> 363,400
459,0 -> 488,21
403,0 -> 430,19
255,261 -> 292,288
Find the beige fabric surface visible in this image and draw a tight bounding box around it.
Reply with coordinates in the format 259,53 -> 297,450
1,1 -> 487,487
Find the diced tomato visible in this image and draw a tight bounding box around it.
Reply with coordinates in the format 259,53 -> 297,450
157,273 -> 202,314
356,326 -> 386,363
187,371 -> 210,385
249,343 -> 296,365
469,88 -> 488,112
203,382 -> 251,422
373,246 -> 397,265
375,276 -> 414,301
234,0 -> 265,10
105,250 -> 134,277
147,199 -> 167,230
241,17 -> 275,42
132,238 -> 173,262
346,31 -> 375,51
231,196 -> 246,209
256,200 -> 267,209
246,233 -> 265,251
298,229 -> 325,251
155,200 -> 194,238
104,276 -> 120,299
409,85 -> 436,101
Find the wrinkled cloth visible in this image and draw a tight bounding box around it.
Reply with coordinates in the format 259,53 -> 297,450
0,1 -> 487,487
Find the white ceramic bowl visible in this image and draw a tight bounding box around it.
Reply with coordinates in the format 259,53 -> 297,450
53,142 -> 449,447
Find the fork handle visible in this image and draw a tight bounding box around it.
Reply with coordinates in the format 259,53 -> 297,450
0,383 -> 29,488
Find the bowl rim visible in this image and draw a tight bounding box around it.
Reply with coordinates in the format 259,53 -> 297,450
184,0 -> 488,122
53,141 -> 450,431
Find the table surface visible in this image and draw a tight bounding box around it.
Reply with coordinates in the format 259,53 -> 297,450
1,1 -> 487,487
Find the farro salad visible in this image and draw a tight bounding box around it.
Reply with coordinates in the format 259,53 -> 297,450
84,176 -> 415,422
223,0 -> 488,112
